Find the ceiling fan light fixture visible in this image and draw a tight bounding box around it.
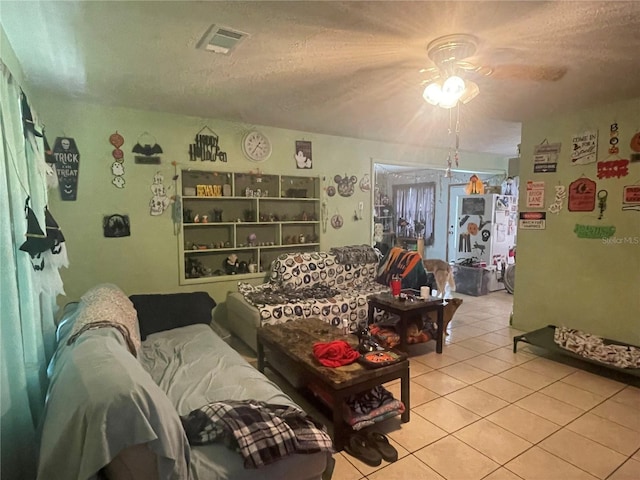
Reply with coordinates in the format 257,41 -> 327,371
422,82 -> 442,105
442,75 -> 466,100
438,94 -> 459,109
459,80 -> 480,104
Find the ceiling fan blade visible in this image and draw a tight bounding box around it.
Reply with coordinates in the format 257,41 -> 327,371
490,64 -> 567,82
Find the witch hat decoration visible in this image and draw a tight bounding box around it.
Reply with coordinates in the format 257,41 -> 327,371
43,132 -> 55,164
20,92 -> 42,138
19,198 -> 55,269
44,207 -> 65,253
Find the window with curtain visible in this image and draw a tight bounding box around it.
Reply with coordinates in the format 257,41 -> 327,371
392,182 -> 436,245
1,60 -> 66,479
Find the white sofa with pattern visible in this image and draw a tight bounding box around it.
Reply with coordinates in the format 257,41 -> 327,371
225,248 -> 388,352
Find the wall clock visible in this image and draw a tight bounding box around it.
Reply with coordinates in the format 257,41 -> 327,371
242,130 -> 272,162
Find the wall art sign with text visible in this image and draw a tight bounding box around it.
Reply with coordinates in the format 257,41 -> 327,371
53,137 -> 80,201
571,130 -> 598,165
568,177 -> 597,212
525,181 -> 545,208
518,211 -> 546,230
622,185 -> 640,212
533,142 -> 560,173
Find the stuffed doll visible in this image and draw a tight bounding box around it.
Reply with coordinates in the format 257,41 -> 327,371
223,253 -> 239,274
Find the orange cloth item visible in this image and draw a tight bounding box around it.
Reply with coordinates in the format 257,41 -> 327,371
313,340 -> 360,367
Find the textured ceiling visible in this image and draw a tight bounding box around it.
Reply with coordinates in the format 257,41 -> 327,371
2,1 -> 640,157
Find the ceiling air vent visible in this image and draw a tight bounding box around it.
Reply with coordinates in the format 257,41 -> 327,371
197,24 -> 249,55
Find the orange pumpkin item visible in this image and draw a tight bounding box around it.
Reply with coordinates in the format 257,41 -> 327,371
630,132 -> 640,153
467,222 -> 479,235
109,131 -> 124,148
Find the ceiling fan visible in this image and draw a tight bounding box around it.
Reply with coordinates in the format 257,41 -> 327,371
418,33 -> 567,108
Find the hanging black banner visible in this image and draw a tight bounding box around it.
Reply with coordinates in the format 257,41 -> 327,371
53,137 -> 80,201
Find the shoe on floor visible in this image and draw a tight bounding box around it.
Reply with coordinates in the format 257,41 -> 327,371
365,430 -> 398,462
344,432 -> 382,466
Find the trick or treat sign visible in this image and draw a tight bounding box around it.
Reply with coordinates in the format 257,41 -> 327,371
568,177 -> 596,212
53,137 -> 80,201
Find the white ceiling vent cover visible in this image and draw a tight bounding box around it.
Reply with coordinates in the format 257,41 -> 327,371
197,24 -> 249,55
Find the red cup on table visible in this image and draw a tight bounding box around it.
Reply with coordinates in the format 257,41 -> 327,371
390,275 -> 402,297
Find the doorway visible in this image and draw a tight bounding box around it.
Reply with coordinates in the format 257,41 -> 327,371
373,163 -> 507,260
446,184 -> 467,262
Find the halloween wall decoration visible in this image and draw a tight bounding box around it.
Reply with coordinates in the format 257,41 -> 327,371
133,132 -> 163,164
331,211 -> 344,229
359,174 -> 371,192
608,123 -> 619,155
533,140 -> 561,173
103,214 -> 130,238
150,171 -> 171,216
53,137 -> 80,200
548,184 -> 567,214
597,158 -> 629,179
630,131 -> 640,163
294,140 -> 312,169
568,177 -> 597,211
334,174 -> 357,197
19,198 -> 54,270
571,130 -> 598,165
108,131 -> 126,188
501,176 -> 517,196
465,174 -> 485,194
188,126 -> 227,162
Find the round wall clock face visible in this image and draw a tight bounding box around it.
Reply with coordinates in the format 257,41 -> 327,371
242,130 -> 272,162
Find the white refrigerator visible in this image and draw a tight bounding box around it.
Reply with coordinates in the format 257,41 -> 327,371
455,194 -> 517,267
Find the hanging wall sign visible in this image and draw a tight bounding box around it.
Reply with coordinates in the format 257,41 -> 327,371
622,185 -> 640,211
133,132 -> 163,164
533,141 -> 561,173
571,130 -> 598,165
525,181 -> 545,208
597,158 -> 629,179
568,177 -> 596,211
294,140 -> 312,169
188,126 -> 227,162
53,137 -> 80,201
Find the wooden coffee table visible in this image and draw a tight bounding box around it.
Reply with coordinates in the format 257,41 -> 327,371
368,292 -> 445,353
256,317 -> 410,451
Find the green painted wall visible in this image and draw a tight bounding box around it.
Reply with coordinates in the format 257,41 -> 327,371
32,95 -> 505,309
513,97 -> 640,345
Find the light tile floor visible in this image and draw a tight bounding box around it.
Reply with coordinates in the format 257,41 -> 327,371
231,291 -> 640,480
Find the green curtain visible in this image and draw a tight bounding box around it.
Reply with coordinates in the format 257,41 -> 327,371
1,61 -> 58,480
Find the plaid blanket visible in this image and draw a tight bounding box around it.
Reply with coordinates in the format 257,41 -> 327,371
180,400 -> 333,468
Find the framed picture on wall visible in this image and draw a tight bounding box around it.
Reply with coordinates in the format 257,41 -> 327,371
294,140 -> 312,169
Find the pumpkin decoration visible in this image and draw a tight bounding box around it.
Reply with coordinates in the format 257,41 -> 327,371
467,222 -> 479,235
630,131 -> 640,153
109,131 -> 124,148
112,148 -> 124,161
